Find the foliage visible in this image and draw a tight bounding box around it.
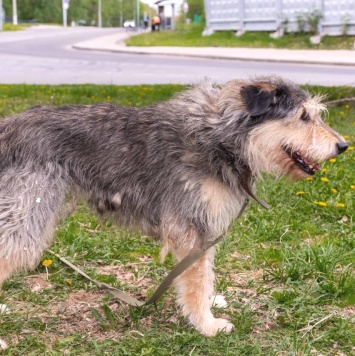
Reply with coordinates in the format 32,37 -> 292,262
0,84 -> 354,354
305,7 -> 323,35
295,7 -> 323,35
2,0 -> 152,27
1,23 -> 26,31
185,0 -> 204,21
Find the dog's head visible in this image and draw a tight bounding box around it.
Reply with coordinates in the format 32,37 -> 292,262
219,76 -> 348,180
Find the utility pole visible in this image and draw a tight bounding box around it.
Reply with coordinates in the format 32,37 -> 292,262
98,0 -> 102,27
119,0 -> 123,27
136,0 -> 140,29
0,0 -> 3,31
62,0 -> 69,27
12,0 -> 18,25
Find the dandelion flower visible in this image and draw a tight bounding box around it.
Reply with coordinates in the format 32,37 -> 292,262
351,185 -> 355,190
329,158 -> 336,163
331,188 -> 338,194
336,203 -> 345,208
314,201 -> 328,207
321,177 -> 329,182
306,177 -> 313,181
42,259 -> 53,267
296,191 -> 305,195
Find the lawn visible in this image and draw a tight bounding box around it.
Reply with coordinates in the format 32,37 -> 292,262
126,23 -> 355,50
0,84 -> 354,355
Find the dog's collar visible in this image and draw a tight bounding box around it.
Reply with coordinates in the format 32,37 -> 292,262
239,168 -> 270,210
217,143 -> 270,210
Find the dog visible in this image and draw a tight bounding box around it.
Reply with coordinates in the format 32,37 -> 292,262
0,76 -> 348,336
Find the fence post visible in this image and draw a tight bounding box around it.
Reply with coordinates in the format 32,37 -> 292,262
318,0 -> 324,34
276,0 -> 282,31
239,0 -> 244,33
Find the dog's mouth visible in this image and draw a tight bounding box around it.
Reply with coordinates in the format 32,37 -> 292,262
283,146 -> 321,175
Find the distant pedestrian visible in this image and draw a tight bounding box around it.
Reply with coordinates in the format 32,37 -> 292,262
143,12 -> 149,30
152,15 -> 160,32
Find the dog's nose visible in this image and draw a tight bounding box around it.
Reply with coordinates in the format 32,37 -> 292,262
337,142 -> 348,154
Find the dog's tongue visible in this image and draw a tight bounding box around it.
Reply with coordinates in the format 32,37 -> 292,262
304,158 -> 320,171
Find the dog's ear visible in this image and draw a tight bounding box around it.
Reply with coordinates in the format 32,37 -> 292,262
240,85 -> 276,117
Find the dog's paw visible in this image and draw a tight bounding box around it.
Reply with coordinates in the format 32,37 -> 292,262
211,294 -> 228,308
200,318 -> 234,337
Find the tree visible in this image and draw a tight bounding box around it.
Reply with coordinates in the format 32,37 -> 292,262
2,0 -> 150,26
185,0 -> 204,20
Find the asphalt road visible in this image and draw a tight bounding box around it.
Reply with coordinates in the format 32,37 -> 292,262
0,26 -> 354,86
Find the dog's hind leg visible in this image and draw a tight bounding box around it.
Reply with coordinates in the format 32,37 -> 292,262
0,167 -> 67,287
170,243 -> 234,337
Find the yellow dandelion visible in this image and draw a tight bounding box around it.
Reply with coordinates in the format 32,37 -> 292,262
321,177 -> 329,182
343,135 -> 349,139
351,185 -> 355,190
336,203 -> 345,208
331,188 -> 338,194
345,105 -> 350,109
66,279 -> 73,285
339,111 -> 344,115
348,146 -> 354,151
306,177 -> 313,181
329,158 -> 336,163
42,259 -> 53,267
296,191 -> 305,195
322,168 -> 329,172
314,201 -> 328,207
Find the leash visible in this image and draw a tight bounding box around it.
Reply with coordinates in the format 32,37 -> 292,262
47,235 -> 223,307
47,177 -> 269,306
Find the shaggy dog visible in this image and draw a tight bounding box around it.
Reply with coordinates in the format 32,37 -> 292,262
0,76 -> 348,336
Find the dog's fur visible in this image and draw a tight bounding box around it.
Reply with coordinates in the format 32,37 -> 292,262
0,76 -> 348,336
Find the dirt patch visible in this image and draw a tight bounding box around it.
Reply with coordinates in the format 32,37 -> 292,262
95,259 -> 157,291
24,274 -> 53,293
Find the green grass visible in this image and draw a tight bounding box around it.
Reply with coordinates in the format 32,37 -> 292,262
126,23 -> 355,50
0,84 -> 354,355
1,23 -> 28,31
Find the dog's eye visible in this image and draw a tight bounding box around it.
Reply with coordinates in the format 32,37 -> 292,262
300,110 -> 310,122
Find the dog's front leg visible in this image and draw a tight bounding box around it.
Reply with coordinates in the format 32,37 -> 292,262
172,246 -> 234,336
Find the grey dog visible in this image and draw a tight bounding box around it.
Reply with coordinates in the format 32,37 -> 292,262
0,76 -> 348,336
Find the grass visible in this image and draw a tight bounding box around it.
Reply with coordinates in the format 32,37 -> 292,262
1,23 -> 28,31
126,23 -> 355,50
0,83 -> 354,355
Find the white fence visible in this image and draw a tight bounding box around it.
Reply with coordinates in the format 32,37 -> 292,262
204,0 -> 355,36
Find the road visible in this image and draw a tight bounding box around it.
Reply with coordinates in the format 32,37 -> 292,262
0,26 -> 354,86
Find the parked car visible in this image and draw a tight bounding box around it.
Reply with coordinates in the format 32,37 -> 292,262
123,20 -> 135,28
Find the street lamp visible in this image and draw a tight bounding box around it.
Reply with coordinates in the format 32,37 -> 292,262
98,0 -> 102,27
137,0 -> 140,29
12,0 -> 18,25
0,0 -> 3,31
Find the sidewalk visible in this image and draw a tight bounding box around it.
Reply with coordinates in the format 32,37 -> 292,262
73,31 -> 355,67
